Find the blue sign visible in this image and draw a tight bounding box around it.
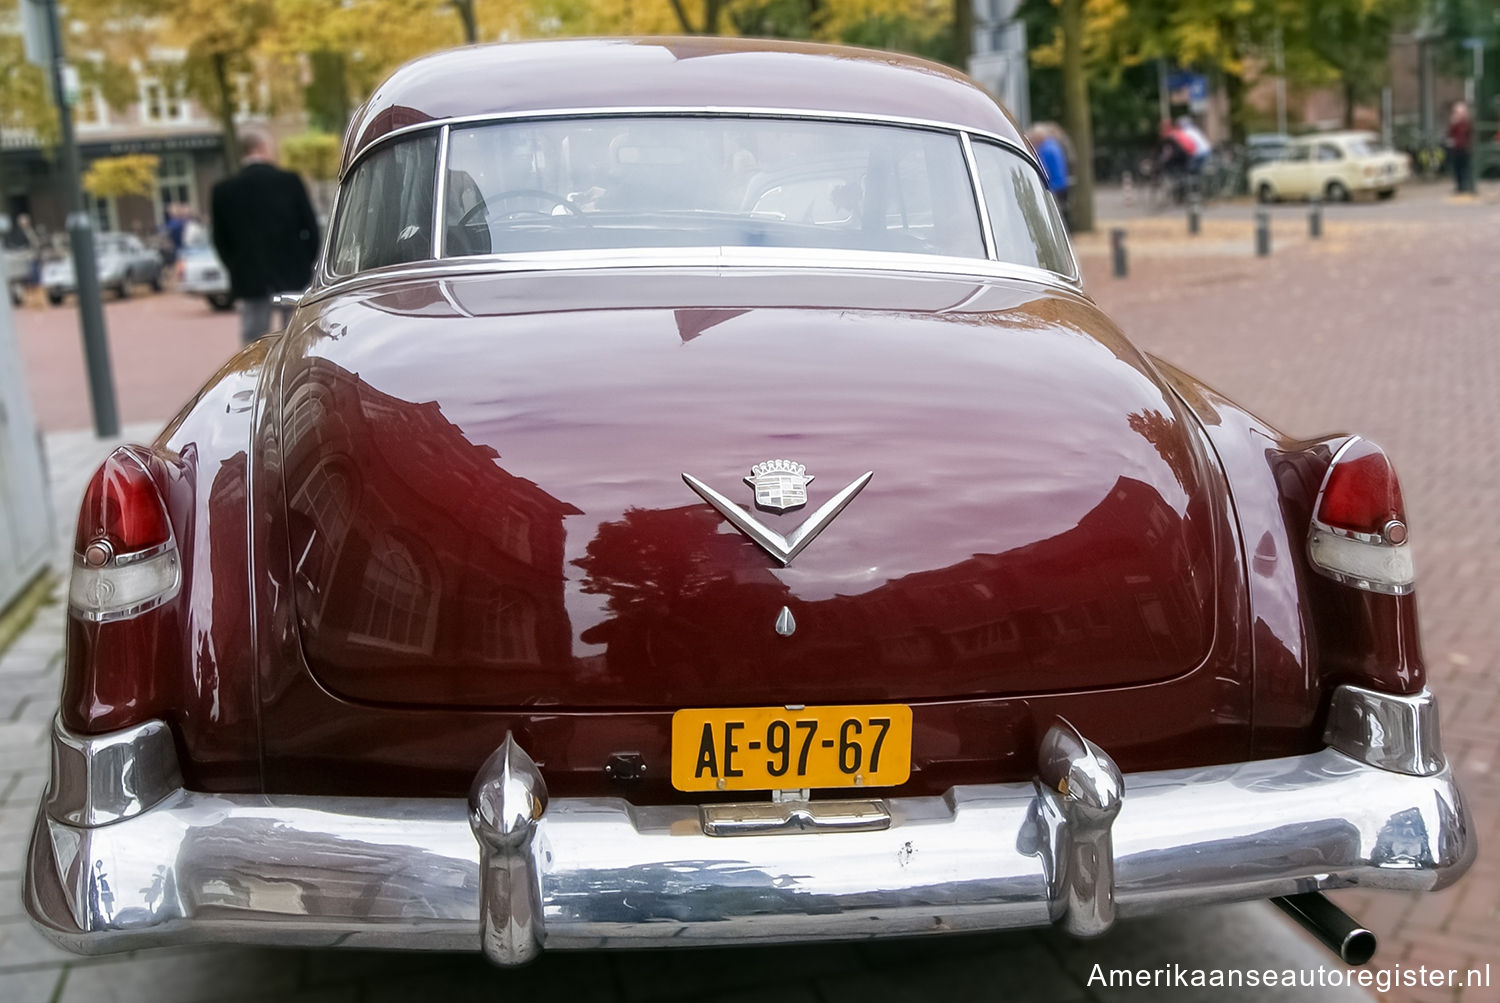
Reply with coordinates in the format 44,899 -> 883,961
1167,72 -> 1209,104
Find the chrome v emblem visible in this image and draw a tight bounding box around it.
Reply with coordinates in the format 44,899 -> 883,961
682,468 -> 874,566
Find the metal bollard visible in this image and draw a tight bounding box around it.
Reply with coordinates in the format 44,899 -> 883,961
1110,227 -> 1128,278
1308,196 -> 1322,239
1255,210 -> 1271,257
1187,196 -> 1201,236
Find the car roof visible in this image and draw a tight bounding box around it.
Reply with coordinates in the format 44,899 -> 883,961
341,36 -> 1025,176
1293,131 -> 1376,144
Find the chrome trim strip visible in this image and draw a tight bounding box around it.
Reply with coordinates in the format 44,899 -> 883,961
317,184 -> 344,282
26,693 -> 1475,957
344,106 -> 1042,180
960,132 -> 997,261
305,248 -> 1087,309
1325,685 -> 1445,776
432,124 -> 451,260
701,797 -> 891,836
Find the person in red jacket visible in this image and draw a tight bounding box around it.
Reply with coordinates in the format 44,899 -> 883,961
1446,101 -> 1474,194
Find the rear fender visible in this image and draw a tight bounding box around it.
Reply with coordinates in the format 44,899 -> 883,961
59,338 -> 275,792
1150,357 -> 1425,760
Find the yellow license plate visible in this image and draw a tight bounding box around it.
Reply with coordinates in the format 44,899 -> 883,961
671,704 -> 912,792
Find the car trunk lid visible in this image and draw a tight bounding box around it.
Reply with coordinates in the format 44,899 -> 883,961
276,268 -> 1222,710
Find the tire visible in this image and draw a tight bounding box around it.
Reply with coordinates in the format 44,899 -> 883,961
1256,182 -> 1277,204
148,271 -> 163,292
1377,188 -> 1396,201
46,290 -> 63,306
1325,180 -> 1351,202
207,293 -> 234,311
115,279 -> 130,299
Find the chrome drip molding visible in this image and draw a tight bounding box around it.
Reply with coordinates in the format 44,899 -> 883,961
27,687 -> 1475,964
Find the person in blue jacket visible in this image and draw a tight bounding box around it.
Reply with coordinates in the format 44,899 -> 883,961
1029,124 -> 1072,228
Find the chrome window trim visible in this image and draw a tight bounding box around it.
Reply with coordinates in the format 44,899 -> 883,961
323,108 -> 1077,291
318,185 -> 343,280
432,124 -> 451,260
304,246 -> 1087,310
344,106 -> 1043,179
959,132 -> 997,261
965,135 -> 1082,281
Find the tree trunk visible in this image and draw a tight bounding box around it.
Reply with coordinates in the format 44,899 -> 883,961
451,0 -> 478,43
668,0 -> 698,33
705,0 -> 723,34
952,0 -> 972,68
307,51 -> 351,135
1224,70 -> 1248,146
1060,0 -> 1093,232
1343,78 -> 1357,129
211,53 -> 239,176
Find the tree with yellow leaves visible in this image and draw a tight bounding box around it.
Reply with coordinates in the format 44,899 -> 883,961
83,154 -> 160,199
0,30 -> 57,151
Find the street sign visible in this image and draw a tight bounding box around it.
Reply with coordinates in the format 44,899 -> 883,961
20,0 -> 53,68
1167,71 -> 1210,113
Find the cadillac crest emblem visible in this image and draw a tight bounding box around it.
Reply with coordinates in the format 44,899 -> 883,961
745,459 -> 814,513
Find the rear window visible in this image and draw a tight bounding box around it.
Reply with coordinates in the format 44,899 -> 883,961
970,141 -> 1072,275
441,116 -> 985,259
328,133 -> 438,276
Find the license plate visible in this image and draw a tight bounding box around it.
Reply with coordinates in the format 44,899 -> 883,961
671,704 -> 912,792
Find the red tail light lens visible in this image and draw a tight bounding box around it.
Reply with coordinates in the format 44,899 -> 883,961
70,447 -> 181,622
75,447 -> 172,555
1307,437 -> 1413,595
1315,438 -> 1405,537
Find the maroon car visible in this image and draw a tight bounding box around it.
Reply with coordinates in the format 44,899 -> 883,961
27,38 -> 1472,967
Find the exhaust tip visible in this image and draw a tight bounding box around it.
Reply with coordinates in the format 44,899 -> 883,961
1341,928 -> 1377,967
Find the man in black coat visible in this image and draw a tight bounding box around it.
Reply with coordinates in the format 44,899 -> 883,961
211,130 -> 319,344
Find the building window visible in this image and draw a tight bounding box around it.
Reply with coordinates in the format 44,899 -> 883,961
155,153 -> 196,222
75,83 -> 107,128
233,74 -> 265,120
483,590 -> 539,664
85,193 -> 115,233
350,535 -> 438,654
141,79 -> 163,122
139,74 -> 187,125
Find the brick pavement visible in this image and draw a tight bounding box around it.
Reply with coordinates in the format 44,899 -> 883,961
12,290 -> 240,432
5,188 -> 1492,999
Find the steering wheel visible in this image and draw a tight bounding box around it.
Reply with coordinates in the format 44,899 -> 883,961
456,189 -> 577,228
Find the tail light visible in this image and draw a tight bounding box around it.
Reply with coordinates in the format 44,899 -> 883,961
68,447 -> 181,621
1306,437 -> 1414,594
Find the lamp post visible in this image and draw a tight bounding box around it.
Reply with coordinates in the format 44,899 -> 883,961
27,0 -> 118,437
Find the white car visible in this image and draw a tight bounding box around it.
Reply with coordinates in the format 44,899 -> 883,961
1250,132 -> 1410,203
176,242 -> 233,311
41,232 -> 164,304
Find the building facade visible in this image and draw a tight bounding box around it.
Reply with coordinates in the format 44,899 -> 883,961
1,54 -> 271,242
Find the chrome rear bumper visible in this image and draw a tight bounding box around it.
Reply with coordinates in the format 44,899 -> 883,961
26,686 -> 1475,964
